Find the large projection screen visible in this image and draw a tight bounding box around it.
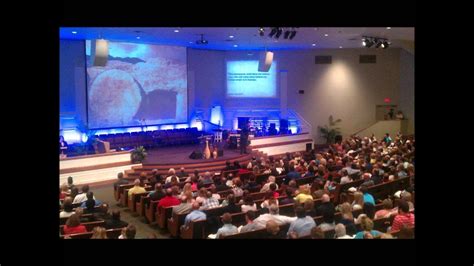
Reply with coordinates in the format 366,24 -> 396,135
85,40 -> 187,129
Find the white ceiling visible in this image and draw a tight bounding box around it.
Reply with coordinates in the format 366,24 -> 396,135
60,27 -> 414,51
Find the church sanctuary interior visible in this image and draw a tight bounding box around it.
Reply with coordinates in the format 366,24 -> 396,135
59,27 -> 415,239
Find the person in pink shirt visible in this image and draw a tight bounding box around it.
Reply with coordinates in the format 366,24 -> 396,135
390,200 -> 414,232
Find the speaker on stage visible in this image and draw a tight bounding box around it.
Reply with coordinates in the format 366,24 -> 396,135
189,150 -> 203,159
258,51 -> 274,72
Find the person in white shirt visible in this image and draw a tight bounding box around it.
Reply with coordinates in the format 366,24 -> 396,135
240,196 -> 257,213
252,204 -> 297,229
72,185 -> 95,204
335,223 -> 353,239
165,168 -> 177,184
260,176 -> 278,193
339,169 -> 352,184
60,197 -> 75,218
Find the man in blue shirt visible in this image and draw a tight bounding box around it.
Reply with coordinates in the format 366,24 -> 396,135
360,186 -> 375,205
183,202 -> 206,228
216,212 -> 238,238
287,206 -> 316,238
286,165 -> 301,182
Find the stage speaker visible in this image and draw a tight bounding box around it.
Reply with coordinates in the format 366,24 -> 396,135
306,143 -> 313,152
218,149 -> 224,157
258,51 -> 274,72
280,119 -> 288,134
91,39 -> 109,67
189,150 -> 203,159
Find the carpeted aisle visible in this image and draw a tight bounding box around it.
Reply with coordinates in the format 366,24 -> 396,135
91,184 -> 171,239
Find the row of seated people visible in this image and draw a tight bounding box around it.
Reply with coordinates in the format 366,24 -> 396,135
118,169 -> 414,239
118,163 -> 413,224
95,127 -> 201,150
172,195 -> 414,239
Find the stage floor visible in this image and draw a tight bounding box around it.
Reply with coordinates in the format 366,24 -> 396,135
142,144 -> 243,165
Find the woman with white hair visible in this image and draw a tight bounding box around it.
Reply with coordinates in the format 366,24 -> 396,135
260,175 -> 278,193
165,168 -> 177,184
335,223 -> 353,239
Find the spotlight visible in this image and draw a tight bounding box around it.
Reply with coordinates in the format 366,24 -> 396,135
363,37 -> 375,48
269,28 -> 277,37
259,27 -> 265,36
381,40 -> 389,49
289,30 -> 297,40
284,30 -> 291,39
275,28 -> 283,39
375,39 -> 382,48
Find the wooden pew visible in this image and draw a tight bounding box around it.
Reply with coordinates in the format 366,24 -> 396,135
60,213 -> 94,225
167,211 -> 190,238
180,219 -> 207,239
116,184 -> 134,203
221,223 -> 291,239
390,226 -> 414,238
155,206 -> 174,229
128,191 -> 150,214
60,220 -> 105,235
145,199 -> 160,224
61,227 -> 124,239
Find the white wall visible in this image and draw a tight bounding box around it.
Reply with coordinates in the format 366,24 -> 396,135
398,49 -> 415,134
188,48 -> 409,143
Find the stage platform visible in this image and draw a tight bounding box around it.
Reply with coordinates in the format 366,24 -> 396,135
142,144 -> 242,165
61,133 -> 314,187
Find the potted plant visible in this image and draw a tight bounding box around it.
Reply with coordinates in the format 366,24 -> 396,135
131,146 -> 147,163
318,115 -> 342,144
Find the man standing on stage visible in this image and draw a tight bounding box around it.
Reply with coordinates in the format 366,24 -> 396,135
240,121 -> 250,154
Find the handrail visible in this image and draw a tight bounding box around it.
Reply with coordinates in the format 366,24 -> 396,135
288,109 -> 312,134
352,121 -> 380,135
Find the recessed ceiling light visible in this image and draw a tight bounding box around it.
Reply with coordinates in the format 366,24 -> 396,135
174,30 -> 179,33
233,44 -> 238,47
339,46 -> 343,48
312,43 -> 316,46
386,27 -> 391,30
229,35 -> 234,38
324,34 -> 328,37
189,41 -> 193,44
72,31 -> 77,34
136,36 -> 140,39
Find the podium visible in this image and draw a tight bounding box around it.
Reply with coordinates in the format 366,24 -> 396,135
96,139 -> 111,154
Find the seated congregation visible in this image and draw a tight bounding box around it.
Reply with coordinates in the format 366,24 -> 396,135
60,133 -> 415,239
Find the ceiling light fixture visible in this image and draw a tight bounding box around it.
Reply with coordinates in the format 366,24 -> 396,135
362,36 -> 389,49
72,31 -> 77,34
259,27 -> 265,36
196,34 -> 208,45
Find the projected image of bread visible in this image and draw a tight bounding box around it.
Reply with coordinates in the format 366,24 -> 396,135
88,69 -> 142,128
